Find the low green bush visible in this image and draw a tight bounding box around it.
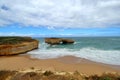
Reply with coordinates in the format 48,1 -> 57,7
0,37 -> 35,45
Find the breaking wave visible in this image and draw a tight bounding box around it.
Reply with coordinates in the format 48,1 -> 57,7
27,43 -> 120,65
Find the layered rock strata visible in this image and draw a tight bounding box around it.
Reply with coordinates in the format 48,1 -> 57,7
45,38 -> 74,45
0,37 -> 39,56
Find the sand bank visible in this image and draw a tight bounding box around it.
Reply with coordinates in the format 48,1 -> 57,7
0,55 -> 119,75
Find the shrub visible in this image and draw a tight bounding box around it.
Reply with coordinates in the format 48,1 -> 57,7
43,71 -> 54,76
0,37 -> 35,45
0,70 -> 16,80
12,72 -> 41,80
84,73 -> 120,80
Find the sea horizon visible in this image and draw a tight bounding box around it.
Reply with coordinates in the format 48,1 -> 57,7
26,37 -> 120,66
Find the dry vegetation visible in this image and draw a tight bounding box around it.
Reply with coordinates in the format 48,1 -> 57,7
0,70 -> 119,80
0,37 -> 35,45
85,73 -> 120,80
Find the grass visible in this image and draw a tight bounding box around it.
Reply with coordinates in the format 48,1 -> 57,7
0,36 -> 36,45
43,71 -> 54,76
0,70 -> 119,80
12,72 -> 41,80
85,73 -> 120,80
0,70 -> 17,80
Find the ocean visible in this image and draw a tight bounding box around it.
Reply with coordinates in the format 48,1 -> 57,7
27,37 -> 120,65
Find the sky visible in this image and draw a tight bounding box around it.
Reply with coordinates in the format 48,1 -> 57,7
0,0 -> 120,37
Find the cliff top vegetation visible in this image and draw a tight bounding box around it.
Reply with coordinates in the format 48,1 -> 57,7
0,36 -> 36,45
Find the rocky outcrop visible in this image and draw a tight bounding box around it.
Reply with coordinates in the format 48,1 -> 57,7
0,37 -> 39,56
45,38 -> 74,45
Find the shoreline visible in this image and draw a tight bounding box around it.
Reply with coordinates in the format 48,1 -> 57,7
27,54 -> 120,71
0,54 -> 120,75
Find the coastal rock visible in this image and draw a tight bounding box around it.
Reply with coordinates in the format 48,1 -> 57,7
45,38 -> 74,45
61,39 -> 74,44
0,37 -> 39,56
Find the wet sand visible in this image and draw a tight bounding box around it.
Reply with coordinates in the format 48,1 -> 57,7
0,55 -> 119,75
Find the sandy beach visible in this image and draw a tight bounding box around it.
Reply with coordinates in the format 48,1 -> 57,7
0,55 -> 119,75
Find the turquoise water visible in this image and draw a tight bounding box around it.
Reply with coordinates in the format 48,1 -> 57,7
27,37 -> 120,65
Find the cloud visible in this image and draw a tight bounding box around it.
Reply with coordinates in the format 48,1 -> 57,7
0,32 -> 35,36
0,0 -> 120,28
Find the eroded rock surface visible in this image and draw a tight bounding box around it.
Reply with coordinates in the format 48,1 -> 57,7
45,38 -> 74,45
0,37 -> 39,56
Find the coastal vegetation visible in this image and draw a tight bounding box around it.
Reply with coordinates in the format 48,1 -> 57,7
0,36 -> 35,45
0,70 -> 119,80
0,36 -> 39,55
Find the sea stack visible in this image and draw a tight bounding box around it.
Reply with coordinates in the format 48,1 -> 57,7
0,37 -> 39,56
45,38 -> 74,45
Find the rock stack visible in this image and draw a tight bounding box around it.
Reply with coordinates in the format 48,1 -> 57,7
45,38 -> 74,45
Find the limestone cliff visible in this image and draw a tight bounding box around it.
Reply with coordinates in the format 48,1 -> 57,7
0,37 -> 39,56
45,38 -> 74,45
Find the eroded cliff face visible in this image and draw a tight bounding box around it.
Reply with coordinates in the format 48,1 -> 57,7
45,38 -> 74,45
45,38 -> 62,45
0,37 -> 39,56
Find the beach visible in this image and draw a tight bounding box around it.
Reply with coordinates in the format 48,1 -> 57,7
0,0 -> 120,79
0,55 -> 119,75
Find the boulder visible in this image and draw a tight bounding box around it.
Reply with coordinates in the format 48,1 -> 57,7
0,37 -> 39,56
45,38 -> 74,45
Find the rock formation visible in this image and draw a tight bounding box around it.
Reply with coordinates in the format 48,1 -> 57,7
45,38 -> 74,45
0,37 -> 39,56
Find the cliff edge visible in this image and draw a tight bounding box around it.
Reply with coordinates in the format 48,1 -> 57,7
0,37 -> 39,56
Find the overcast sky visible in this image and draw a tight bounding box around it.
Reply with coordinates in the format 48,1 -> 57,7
0,0 -> 120,36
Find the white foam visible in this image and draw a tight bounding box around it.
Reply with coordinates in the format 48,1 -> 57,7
27,44 -> 120,65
